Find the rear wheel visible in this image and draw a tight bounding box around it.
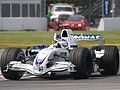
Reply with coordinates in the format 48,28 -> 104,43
98,46 -> 119,75
1,48 -> 25,80
69,47 -> 93,79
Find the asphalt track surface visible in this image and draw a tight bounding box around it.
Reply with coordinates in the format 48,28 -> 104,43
0,49 -> 120,90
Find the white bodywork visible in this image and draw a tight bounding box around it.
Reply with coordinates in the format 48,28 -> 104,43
9,47 -> 74,75
8,29 -> 105,76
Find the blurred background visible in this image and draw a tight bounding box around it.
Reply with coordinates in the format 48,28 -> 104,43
0,0 -> 120,31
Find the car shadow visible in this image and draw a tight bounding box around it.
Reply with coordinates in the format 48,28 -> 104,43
19,73 -> 120,81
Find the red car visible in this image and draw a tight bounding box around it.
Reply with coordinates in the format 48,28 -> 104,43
59,15 -> 89,31
48,19 -> 59,31
48,14 -> 71,31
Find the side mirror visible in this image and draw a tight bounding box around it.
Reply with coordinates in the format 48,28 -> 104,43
54,33 -> 61,42
54,33 -> 57,41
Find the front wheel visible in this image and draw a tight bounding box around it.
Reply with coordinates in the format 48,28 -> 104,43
69,47 -> 93,79
1,48 -> 25,80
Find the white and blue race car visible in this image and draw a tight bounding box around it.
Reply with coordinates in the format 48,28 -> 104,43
0,29 -> 119,80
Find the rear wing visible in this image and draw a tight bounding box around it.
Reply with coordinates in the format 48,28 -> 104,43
73,34 -> 105,45
54,29 -> 105,46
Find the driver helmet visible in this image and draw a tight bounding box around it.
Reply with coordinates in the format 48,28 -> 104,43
58,40 -> 68,48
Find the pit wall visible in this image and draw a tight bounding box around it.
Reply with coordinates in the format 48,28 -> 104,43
0,17 -> 47,31
98,18 -> 120,31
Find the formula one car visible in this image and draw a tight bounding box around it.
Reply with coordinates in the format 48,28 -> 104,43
0,29 -> 119,80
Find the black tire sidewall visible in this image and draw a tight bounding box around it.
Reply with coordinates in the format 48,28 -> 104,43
69,48 -> 93,79
1,48 -> 25,80
99,46 -> 119,75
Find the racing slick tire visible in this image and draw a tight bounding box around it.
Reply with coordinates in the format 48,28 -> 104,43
1,48 -> 25,80
98,46 -> 119,75
69,47 -> 93,79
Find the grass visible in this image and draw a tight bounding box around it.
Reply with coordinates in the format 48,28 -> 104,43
0,31 -> 54,44
0,30 -> 120,49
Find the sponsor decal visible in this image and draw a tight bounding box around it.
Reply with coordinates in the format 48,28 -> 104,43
36,58 -> 43,65
74,34 -> 100,40
104,0 -> 110,17
35,55 -> 48,65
